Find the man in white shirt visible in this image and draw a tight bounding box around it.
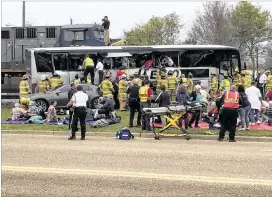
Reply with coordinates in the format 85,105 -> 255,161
258,70 -> 267,97
96,59 -> 104,84
66,85 -> 89,140
245,82 -> 262,125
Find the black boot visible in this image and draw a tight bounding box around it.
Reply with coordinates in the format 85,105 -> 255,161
68,136 -> 76,140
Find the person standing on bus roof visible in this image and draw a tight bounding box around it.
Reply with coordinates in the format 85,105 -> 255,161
219,73 -> 230,95
102,16 -> 110,46
99,74 -> 114,97
167,70 -> 178,103
38,75 -> 50,93
187,72 -> 194,94
19,74 -> 31,100
209,72 -> 218,102
83,54 -> 95,85
96,58 -> 104,84
118,74 -> 128,111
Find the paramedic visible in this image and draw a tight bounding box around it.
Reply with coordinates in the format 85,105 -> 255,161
66,85 -> 89,140
94,94 -> 116,119
139,80 -> 153,131
219,85 -> 243,142
127,79 -> 141,128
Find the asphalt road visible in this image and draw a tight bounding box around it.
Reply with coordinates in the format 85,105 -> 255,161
2,134 -> 272,197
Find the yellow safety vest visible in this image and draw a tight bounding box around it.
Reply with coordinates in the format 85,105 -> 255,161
266,75 -> 272,88
187,78 -> 194,93
84,57 -> 94,67
99,79 -> 113,96
19,80 -> 30,97
38,80 -> 49,93
139,85 -> 150,102
233,74 -> 241,87
182,77 -> 188,88
74,78 -> 81,84
119,79 -> 127,94
159,79 -> 168,90
168,76 -> 177,90
210,77 -> 218,91
87,78 -> 91,84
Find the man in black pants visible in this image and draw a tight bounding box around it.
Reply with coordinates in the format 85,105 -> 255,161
66,85 -> 89,140
67,83 -> 77,129
83,55 -> 95,84
127,79 -> 141,127
218,85 -> 243,142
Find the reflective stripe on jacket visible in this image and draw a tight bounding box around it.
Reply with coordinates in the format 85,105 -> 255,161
139,86 -> 150,102
223,91 -> 239,109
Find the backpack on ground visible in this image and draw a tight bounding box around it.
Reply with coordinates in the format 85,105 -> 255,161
116,127 -> 134,140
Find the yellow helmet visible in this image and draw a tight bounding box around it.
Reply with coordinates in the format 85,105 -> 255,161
161,72 -> 166,78
188,72 -> 193,76
234,68 -> 239,72
224,73 -> 228,77
211,72 -> 216,75
266,70 -> 271,74
105,74 -> 110,78
20,97 -> 29,105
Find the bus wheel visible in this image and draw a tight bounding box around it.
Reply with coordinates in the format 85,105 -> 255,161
35,99 -> 48,111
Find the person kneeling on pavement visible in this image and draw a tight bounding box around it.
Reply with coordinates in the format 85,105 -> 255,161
94,94 -> 116,119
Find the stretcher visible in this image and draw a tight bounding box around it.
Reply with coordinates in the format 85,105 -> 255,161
143,105 -> 191,140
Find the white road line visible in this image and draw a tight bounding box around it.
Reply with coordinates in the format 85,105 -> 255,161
2,166 -> 272,186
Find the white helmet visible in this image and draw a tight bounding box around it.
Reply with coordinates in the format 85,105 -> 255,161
121,74 -> 126,79
41,75 -> 46,80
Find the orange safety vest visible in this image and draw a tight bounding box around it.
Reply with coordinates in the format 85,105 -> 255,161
223,90 -> 239,109
139,86 -> 150,102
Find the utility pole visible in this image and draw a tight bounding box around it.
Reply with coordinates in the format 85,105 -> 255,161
70,17 -> 73,25
22,1 -> 25,27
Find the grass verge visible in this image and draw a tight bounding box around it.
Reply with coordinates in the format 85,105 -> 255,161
1,108 -> 272,137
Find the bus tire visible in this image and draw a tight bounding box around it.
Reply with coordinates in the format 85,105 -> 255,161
35,99 -> 49,111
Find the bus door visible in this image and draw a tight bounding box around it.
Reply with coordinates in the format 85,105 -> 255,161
68,53 -> 86,84
52,53 -> 70,84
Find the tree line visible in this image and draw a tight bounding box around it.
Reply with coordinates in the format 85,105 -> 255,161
123,2 -> 272,71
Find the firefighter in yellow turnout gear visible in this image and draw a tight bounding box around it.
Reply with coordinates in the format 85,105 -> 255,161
266,70 -> 272,93
219,73 -> 230,95
157,72 -> 168,93
19,74 -> 30,100
49,74 -> 63,89
244,70 -> 252,89
181,74 -> 188,92
209,72 -> 218,101
233,69 -> 241,89
167,70 -> 178,103
132,72 -> 142,87
99,74 -> 114,97
73,74 -> 81,84
38,75 -> 50,93
118,74 -> 128,111
187,72 -> 194,94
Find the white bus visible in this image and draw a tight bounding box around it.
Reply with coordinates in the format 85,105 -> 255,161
25,45 -> 241,92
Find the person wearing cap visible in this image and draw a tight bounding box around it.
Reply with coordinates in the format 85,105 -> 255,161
118,74 -> 129,111
83,54 -> 95,85
102,16 -> 110,45
233,69 -> 241,89
209,72 -> 218,101
127,78 -> 141,128
187,72 -> 194,94
66,85 -> 89,140
218,85 -> 243,142
139,80 -> 153,131
167,70 -> 178,103
11,103 -> 27,120
19,74 -> 30,100
265,70 -> 272,94
38,75 -> 50,93
219,73 -> 230,95
99,74 -> 114,97
73,74 -> 81,84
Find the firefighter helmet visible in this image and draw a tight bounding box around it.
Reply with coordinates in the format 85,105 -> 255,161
22,74 -> 28,80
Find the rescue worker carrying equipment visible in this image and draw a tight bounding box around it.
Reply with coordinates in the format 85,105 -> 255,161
19,74 -> 30,100
73,74 -> 81,84
266,70 -> 272,93
209,72 -> 218,101
49,74 -> 63,89
187,72 -> 194,94
118,74 -> 129,111
157,72 -> 168,93
38,75 -> 50,93
99,74 -> 114,97
219,73 -> 230,95
167,70 -> 178,102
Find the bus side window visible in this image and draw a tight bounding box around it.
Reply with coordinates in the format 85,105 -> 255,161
35,53 -> 53,73
53,54 -> 69,71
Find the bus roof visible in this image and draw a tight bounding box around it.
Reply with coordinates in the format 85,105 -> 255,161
26,45 -> 238,53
